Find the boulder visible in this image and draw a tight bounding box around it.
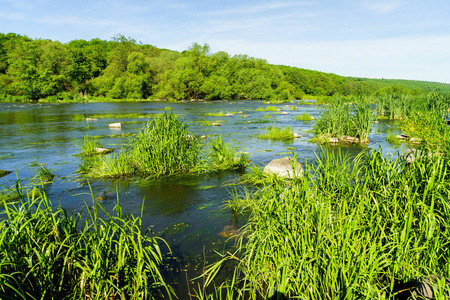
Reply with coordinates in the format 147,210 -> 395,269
397,134 -> 409,140
264,157 -> 303,179
199,135 -> 207,139
411,276 -> 450,299
109,122 -> 122,128
225,113 -> 234,116
293,133 -> 301,138
211,122 -> 221,126
328,137 -> 339,144
85,118 -> 98,121
403,148 -> 443,163
341,135 -> 360,144
94,147 -> 113,154
281,112 -> 289,115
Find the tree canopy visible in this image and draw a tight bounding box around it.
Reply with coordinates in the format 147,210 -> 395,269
0,33 -> 448,101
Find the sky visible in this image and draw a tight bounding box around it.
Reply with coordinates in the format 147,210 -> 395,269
1,0 -> 449,83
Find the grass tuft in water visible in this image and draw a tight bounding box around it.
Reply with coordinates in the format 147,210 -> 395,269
258,126 -> 295,141
208,136 -> 249,171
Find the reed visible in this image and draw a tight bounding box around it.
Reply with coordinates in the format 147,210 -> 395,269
0,188 -> 172,299
200,147 -> 450,299
71,114 -> 86,121
313,96 -> 374,142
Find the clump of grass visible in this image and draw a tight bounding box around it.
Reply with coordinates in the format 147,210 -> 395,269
256,106 -> 280,112
71,114 -> 86,121
313,96 -> 374,143
204,111 -> 226,117
76,134 -> 103,156
258,126 -> 295,141
208,136 -> 249,171
31,166 -> 55,183
129,113 -> 200,177
164,106 -> 172,110
295,113 -> 314,121
386,133 -> 403,145
0,188 -> 172,299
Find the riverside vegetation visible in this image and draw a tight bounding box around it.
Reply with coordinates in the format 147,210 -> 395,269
2,89 -> 450,299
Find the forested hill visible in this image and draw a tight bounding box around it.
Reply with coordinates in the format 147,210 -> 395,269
1,33 -> 449,101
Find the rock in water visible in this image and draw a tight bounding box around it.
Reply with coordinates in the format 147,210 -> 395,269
94,147 -> 113,154
109,122 -> 122,128
264,157 -> 303,179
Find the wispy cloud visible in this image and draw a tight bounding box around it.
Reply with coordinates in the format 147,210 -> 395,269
196,1 -> 311,17
363,0 -> 402,14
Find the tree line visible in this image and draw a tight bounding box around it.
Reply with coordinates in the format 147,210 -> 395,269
0,33 -> 447,101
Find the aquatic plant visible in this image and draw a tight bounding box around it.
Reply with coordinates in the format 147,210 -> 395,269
129,113 -> 200,177
313,96 -> 373,142
76,134 -> 103,156
294,113 -> 314,121
208,136 -> 248,171
31,166 -> 55,183
200,147 -> 450,299
258,126 -> 295,141
0,188 -> 173,299
71,114 -> 86,121
255,106 -> 279,112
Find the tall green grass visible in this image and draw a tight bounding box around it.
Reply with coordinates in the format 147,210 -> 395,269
0,188 -> 172,299
313,96 -> 374,142
200,147 -> 450,299
129,113 -> 200,177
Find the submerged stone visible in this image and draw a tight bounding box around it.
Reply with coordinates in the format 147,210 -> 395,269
411,275 -> 450,299
264,157 -> 303,179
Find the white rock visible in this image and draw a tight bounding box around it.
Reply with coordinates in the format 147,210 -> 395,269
264,157 -> 303,179
109,122 -> 122,128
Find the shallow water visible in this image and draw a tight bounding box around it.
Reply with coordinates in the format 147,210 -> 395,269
0,100 -> 406,297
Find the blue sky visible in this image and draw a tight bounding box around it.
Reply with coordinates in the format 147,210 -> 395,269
1,0 -> 449,83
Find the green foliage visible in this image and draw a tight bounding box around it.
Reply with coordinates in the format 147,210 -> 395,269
1,33 -> 447,102
0,188 -> 172,299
